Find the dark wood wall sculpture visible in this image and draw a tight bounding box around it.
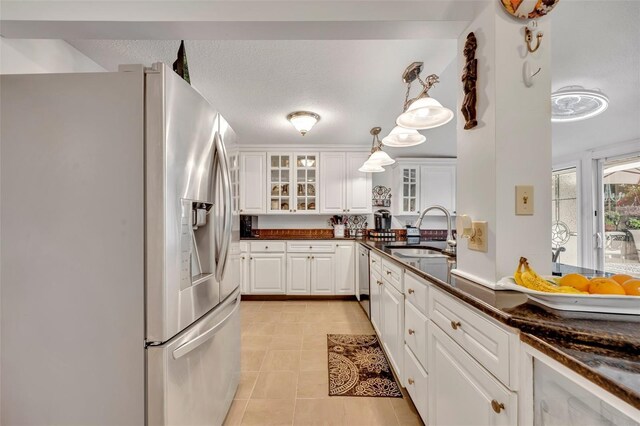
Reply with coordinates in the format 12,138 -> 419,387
461,32 -> 478,130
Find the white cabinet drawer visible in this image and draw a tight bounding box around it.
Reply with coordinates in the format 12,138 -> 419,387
382,258 -> 403,292
370,251 -> 382,274
429,287 -> 513,387
404,300 -> 428,370
404,344 -> 428,424
249,241 -> 286,253
404,271 -> 428,315
287,241 -> 336,253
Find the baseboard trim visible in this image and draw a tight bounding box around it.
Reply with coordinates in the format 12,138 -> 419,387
241,294 -> 358,301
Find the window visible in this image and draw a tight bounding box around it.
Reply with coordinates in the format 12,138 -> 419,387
552,168 -> 579,266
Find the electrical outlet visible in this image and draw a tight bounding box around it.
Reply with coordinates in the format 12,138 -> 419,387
468,221 -> 488,252
516,185 -> 534,215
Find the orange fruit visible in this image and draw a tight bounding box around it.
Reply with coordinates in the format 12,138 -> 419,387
611,274 -> 633,285
588,278 -> 626,295
558,274 -> 590,292
621,279 -> 640,296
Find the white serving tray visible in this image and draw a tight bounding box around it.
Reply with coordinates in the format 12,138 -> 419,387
496,277 -> 640,315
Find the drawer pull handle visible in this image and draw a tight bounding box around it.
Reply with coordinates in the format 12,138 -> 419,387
407,378 -> 415,385
450,321 -> 462,330
408,329 -> 415,335
386,271 -> 391,275
371,260 -> 376,263
377,280 -> 383,286
491,400 -> 505,414
408,288 -> 415,294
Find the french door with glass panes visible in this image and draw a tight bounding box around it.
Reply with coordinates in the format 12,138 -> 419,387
266,152 -> 318,214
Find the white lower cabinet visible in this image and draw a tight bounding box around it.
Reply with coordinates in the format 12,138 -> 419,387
370,269 -> 383,335
334,243 -> 355,295
428,324 -> 518,426
404,299 -> 428,368
381,281 -> 404,380
287,254 -> 311,295
404,344 -> 429,423
310,254 -> 334,294
249,253 -> 286,294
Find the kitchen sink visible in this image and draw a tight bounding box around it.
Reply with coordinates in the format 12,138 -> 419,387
389,248 -> 448,258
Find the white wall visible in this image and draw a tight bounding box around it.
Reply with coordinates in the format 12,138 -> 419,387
456,2 -> 552,284
0,38 -> 104,74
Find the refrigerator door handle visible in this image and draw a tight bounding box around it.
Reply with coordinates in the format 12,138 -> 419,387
172,292 -> 241,360
214,131 -> 233,282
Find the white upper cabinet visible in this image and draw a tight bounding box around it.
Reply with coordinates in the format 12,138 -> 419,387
346,152 -> 372,214
319,152 -> 346,213
393,165 -> 421,215
392,158 -> 456,216
239,152 -> 266,214
420,161 -> 456,215
320,152 -> 372,214
267,152 -> 318,214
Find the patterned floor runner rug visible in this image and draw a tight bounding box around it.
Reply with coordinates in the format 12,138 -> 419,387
327,334 -> 402,397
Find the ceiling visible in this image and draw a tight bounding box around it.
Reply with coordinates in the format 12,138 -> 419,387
36,0 -> 640,160
68,39 -> 459,155
550,1 -> 640,159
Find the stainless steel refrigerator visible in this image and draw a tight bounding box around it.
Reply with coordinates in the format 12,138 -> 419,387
1,63 -> 241,425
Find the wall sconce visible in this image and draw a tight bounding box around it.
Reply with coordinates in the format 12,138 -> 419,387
395,62 -> 454,130
359,127 -> 394,173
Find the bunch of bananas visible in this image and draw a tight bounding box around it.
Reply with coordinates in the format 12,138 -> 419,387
514,257 -> 586,294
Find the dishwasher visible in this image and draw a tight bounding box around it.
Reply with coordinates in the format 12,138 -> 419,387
358,244 -> 370,318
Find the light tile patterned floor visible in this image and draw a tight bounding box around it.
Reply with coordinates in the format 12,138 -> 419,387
223,300 -> 424,426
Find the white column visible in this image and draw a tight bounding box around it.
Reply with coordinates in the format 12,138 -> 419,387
456,2 -> 552,283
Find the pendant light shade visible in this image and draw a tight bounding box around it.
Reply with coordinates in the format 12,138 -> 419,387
396,97 -> 454,130
358,162 -> 385,173
358,126 -> 394,173
286,111 -> 320,135
382,126 -> 426,147
367,149 -> 396,166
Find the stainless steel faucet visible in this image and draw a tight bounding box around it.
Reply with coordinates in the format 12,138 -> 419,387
413,205 -> 456,255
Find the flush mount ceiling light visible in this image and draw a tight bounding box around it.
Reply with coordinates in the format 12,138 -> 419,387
395,62 -> 454,130
359,127 -> 394,173
286,111 -> 320,135
551,88 -> 609,123
382,126 -> 426,147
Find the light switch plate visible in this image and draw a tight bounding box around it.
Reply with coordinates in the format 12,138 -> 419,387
516,185 -> 534,215
468,221 -> 488,252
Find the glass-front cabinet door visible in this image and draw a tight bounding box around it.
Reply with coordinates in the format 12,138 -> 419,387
397,166 -> 420,215
294,153 -> 318,213
267,153 -> 292,213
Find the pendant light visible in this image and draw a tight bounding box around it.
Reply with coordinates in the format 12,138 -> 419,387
382,125 -> 426,147
395,62 -> 454,130
359,127 -> 394,173
286,111 -> 320,135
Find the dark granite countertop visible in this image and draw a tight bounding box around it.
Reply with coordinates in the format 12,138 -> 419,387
360,240 -> 640,409
241,236 -> 359,241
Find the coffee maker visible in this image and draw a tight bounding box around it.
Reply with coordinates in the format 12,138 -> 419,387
374,209 -> 392,231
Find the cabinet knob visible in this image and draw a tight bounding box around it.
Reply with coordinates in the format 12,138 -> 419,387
240,209 -> 244,212
309,246 -> 313,249
377,280 -> 383,286
491,400 -> 505,414
407,378 -> 415,385
408,329 -> 415,335
311,256 -> 315,259
294,209 -> 297,212
250,257 -> 253,260
408,288 -> 415,294
450,321 -> 462,330
241,256 -> 245,260
307,256 -> 310,259
347,209 -> 350,212
265,246 -> 269,249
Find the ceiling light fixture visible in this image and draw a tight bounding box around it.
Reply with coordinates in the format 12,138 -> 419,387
395,62 -> 454,130
551,88 -> 609,123
286,111 -> 320,135
382,126 -> 426,147
359,127 -> 394,173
